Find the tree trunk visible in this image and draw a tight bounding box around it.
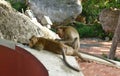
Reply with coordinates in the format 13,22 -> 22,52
108,37 -> 118,59
108,13 -> 120,59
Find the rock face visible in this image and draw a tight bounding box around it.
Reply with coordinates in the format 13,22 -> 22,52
99,8 -> 120,33
0,0 -> 59,43
28,0 -> 82,24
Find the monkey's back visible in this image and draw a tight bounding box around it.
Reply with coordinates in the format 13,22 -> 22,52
65,26 -> 80,50
44,39 -> 74,55
65,26 -> 80,39
37,37 -> 74,55
38,38 -> 64,54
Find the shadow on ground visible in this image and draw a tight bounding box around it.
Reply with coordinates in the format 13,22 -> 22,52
80,38 -> 120,58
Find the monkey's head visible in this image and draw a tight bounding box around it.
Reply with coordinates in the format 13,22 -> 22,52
29,35 -> 38,48
56,26 -> 66,38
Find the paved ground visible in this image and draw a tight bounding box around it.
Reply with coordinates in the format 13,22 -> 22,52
80,38 -> 120,57
78,38 -> 120,76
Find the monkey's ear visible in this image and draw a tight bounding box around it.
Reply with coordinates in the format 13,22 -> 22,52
29,35 -> 36,41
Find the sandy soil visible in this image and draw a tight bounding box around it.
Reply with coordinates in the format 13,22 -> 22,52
79,38 -> 120,76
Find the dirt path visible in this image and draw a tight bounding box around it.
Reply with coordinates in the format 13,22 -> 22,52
79,38 -> 120,76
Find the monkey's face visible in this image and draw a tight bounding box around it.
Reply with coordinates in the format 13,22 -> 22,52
56,28 -> 64,38
29,36 -> 38,48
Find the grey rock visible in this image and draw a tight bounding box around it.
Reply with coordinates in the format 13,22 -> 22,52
28,0 -> 82,24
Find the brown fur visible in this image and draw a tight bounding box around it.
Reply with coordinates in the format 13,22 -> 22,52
55,26 -> 116,64
29,35 -> 80,72
56,26 -> 80,50
56,26 -> 85,61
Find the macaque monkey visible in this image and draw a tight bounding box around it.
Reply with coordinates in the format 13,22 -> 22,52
56,26 -> 116,64
29,35 -> 80,72
55,26 -> 85,61
55,26 -> 80,49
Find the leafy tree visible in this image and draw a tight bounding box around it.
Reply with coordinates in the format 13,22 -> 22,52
81,0 -> 120,24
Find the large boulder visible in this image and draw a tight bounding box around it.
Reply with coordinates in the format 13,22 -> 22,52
28,0 -> 82,25
0,0 -> 59,43
99,8 -> 120,33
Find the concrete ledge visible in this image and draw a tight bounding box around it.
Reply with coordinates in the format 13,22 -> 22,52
0,39 -> 16,50
80,51 -> 120,68
18,44 -> 84,76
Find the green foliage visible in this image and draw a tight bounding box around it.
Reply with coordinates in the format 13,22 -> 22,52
82,0 -> 120,24
74,22 -> 106,38
74,0 -> 118,38
5,0 -> 27,12
12,2 -> 27,12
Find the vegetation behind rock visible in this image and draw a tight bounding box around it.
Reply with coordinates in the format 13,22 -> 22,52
5,0 -> 120,39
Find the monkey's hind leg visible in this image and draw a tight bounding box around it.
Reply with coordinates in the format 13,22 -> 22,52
74,52 -> 86,62
61,48 -> 80,72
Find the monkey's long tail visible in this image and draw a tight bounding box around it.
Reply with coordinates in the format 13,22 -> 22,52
61,49 -> 80,72
79,51 -> 116,65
